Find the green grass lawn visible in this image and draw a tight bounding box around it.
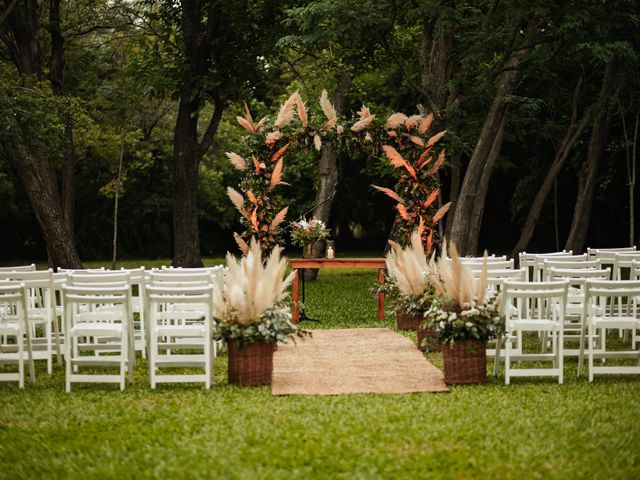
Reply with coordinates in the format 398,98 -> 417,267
1,267 -> 640,479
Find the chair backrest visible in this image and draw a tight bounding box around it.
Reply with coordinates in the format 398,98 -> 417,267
478,268 -> 527,295
146,284 -> 213,323
458,255 -> 508,263
501,280 -> 568,324
533,254 -> 586,282
612,252 -> 640,280
68,271 -> 131,287
147,271 -> 215,287
62,284 -> 132,325
584,279 -> 640,318
0,270 -> 56,316
0,264 -> 36,273
587,246 -> 636,261
0,282 -> 28,314
57,267 -> 106,273
518,251 -> 572,278
463,259 -> 514,269
541,258 -> 599,281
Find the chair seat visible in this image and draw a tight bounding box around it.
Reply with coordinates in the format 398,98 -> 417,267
154,324 -> 206,337
509,319 -> 559,331
591,317 -> 640,329
71,323 -> 123,337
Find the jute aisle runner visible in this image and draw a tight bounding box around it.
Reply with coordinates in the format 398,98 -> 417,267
272,328 -> 449,395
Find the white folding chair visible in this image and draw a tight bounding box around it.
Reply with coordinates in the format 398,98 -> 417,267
579,280 -> 640,381
518,251 -> 572,281
0,270 -> 61,373
542,259 -> 601,281
62,284 -> 133,392
612,252 -> 640,280
548,268 -> 611,358
587,246 -> 636,261
0,264 -> 36,272
146,284 -> 215,389
0,282 -> 34,388
498,280 -> 568,384
67,272 -> 139,362
532,254 -> 586,283
463,259 -> 514,270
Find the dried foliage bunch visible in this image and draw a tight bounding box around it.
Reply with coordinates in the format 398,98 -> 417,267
372,112 -> 451,254
289,217 -> 330,247
211,239 -> 305,345
384,229 -> 437,315
422,241 -> 503,345
227,89 -> 344,254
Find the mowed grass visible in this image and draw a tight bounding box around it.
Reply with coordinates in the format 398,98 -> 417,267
2,265 -> 640,479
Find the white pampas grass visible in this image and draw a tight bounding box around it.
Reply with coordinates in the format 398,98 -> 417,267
293,91 -> 308,127
314,134 -> 322,151
265,130 -> 283,148
385,112 -> 408,129
386,230 -> 434,297
434,241 -> 487,308
320,89 -> 337,131
351,105 -> 376,132
227,187 -> 246,215
226,152 -> 248,171
212,239 -> 295,325
275,92 -> 297,128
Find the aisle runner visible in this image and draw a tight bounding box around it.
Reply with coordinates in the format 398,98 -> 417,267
272,328 -> 449,395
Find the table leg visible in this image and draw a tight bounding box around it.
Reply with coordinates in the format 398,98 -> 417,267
292,268 -> 300,324
377,268 -> 385,321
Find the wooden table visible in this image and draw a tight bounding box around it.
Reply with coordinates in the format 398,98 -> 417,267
290,258 -> 386,324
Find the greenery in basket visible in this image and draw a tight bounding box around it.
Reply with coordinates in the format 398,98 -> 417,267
212,239 -> 308,346
289,217 -> 330,247
422,241 -> 504,345
383,229 -> 438,316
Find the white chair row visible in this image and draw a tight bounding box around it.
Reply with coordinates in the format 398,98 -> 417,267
492,278 -> 640,385
0,266 -> 225,391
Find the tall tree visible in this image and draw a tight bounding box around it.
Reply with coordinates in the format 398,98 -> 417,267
0,0 -> 82,267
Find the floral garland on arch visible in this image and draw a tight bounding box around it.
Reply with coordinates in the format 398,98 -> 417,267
225,89 -> 450,255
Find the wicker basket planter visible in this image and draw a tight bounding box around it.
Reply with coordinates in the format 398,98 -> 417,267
227,340 -> 276,386
416,327 -> 443,352
396,309 -> 422,331
442,339 -> 487,384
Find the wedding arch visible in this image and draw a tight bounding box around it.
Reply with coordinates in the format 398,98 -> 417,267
225,90 -> 451,255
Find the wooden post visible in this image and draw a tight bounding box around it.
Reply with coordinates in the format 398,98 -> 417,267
377,268 -> 385,321
292,268 -> 300,324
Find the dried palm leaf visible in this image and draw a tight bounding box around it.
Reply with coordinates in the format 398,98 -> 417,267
432,202 -> 451,225
271,143 -> 289,162
424,188 -> 440,210
234,234 -> 250,255
269,206 -> 289,231
419,113 -> 434,134
372,185 -> 404,204
428,150 -> 446,175
246,190 -> 258,205
426,130 -> 446,147
294,92 -> 308,127
396,203 -> 410,221
226,152 -> 248,171
383,145 -> 417,180
270,158 -> 284,190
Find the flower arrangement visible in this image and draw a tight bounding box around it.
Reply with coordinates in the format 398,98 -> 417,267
372,112 -> 451,254
422,241 -> 503,345
211,238 -> 307,346
384,229 -> 437,316
289,217 -> 330,247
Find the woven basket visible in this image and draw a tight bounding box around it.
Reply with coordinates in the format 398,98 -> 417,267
396,310 -> 422,331
227,340 -> 275,386
417,327 -> 443,353
442,339 -> 487,384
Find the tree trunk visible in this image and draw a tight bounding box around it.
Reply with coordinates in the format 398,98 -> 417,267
511,78 -> 591,257
171,95 -> 204,267
306,66 -> 352,280
467,110 -> 508,254
49,0 -> 76,240
565,63 -> 617,252
448,60 -> 520,255
3,132 -> 82,268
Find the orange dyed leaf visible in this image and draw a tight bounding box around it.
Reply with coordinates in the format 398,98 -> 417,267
432,202 -> 451,225
428,149 -> 446,175
396,203 -> 410,221
419,113 -> 434,134
252,155 -> 261,174
271,143 -> 289,162
270,158 -> 284,189
383,145 -> 417,180
424,188 -> 440,210
426,130 -> 446,147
